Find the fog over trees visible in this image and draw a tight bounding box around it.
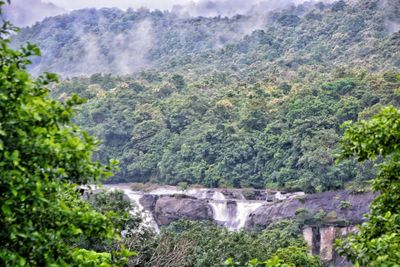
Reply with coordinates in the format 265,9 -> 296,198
1,0 -> 400,266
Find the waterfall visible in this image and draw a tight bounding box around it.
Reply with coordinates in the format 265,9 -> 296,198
100,184 -> 304,232
209,201 -> 235,223
103,185 -> 159,233
148,187 -> 181,195
186,188 -> 212,199
209,200 -> 264,230
146,187 -> 228,201
234,201 -> 264,229
211,191 -> 226,200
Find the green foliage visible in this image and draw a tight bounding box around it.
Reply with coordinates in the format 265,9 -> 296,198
337,105 -> 400,265
10,0 -> 398,192
224,221 -> 321,267
0,7 -> 128,265
242,188 -> 256,199
53,69 -> 399,192
140,220 -> 320,267
87,190 -> 143,235
12,0 -> 400,77
4,0 -> 400,265
225,256 -> 294,267
339,200 -> 352,210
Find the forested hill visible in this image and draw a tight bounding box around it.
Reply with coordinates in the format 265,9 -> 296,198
13,0 -> 400,192
13,0 -> 400,77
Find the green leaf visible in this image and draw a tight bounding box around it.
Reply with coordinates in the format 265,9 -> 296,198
1,204 -> 11,216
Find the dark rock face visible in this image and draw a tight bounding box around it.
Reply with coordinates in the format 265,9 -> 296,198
152,195 -> 213,226
219,188 -> 269,200
139,194 -> 158,211
246,190 -> 375,230
220,189 -> 245,200
137,189 -> 374,232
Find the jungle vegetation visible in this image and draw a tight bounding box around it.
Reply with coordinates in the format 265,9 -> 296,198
14,0 -> 398,192
2,0 -> 400,266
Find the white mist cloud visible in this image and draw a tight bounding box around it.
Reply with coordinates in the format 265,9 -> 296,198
47,0 -> 197,11
47,0 -> 336,12
3,0 -> 66,26
63,16 -> 154,76
10,0 -> 342,76
172,0 -> 337,17
385,19 -> 400,34
4,0 -> 338,27
112,19 -> 154,74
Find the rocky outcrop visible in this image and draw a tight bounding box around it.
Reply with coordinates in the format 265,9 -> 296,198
136,189 -> 374,230
139,194 -> 158,211
303,225 -> 358,266
152,195 -> 213,226
246,190 -> 374,230
106,184 -> 375,267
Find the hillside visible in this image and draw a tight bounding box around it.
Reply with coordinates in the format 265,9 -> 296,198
13,0 -> 400,77
13,0 -> 400,192
4,0 -> 400,265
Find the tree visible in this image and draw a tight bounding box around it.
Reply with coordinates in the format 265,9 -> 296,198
0,2 -> 131,265
336,105 -> 400,265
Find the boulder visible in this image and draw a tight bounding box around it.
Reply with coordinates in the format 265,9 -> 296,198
153,195 -> 213,226
139,194 -> 158,211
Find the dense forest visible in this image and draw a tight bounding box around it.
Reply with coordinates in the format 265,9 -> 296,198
13,0 -> 400,77
13,0 -> 398,191
53,70 -> 399,192
2,0 -> 400,266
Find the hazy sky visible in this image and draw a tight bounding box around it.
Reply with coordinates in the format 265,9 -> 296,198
5,0 -> 335,27
47,0 -> 199,10
3,0 -> 200,26
46,0 -> 318,10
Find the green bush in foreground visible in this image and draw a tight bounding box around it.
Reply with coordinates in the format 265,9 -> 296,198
337,104 -> 400,265
143,220 -> 321,267
0,2 -> 131,265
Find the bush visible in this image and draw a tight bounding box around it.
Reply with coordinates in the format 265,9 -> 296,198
339,200 -> 352,210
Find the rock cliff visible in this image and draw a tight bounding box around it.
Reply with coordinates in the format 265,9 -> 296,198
151,195 -> 213,226
246,190 -> 375,230
104,184 -> 375,266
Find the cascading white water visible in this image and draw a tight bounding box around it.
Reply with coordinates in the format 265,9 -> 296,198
147,187 -> 181,195
123,190 -> 160,233
104,185 -> 160,233
209,201 -> 234,223
148,187 -> 227,201
100,184 -> 304,233
212,191 -> 226,201
209,200 -> 264,231
234,201 -> 264,229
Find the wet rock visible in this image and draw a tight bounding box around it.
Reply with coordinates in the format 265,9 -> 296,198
303,227 -> 314,255
245,190 -> 375,230
139,194 -> 158,211
220,189 -> 245,200
153,195 -> 213,226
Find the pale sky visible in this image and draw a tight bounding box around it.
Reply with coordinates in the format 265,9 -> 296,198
6,0 -> 333,27
46,0 -> 199,10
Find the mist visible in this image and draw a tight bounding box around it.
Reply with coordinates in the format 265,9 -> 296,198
3,0 -> 338,28
2,0 -> 66,27
13,0 -> 380,77
171,0 -> 336,17
385,19 -> 400,34
77,19 -> 153,75
16,0 -> 339,76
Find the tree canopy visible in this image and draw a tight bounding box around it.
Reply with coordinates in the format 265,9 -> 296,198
30,0 -> 399,191
0,2 -> 130,265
